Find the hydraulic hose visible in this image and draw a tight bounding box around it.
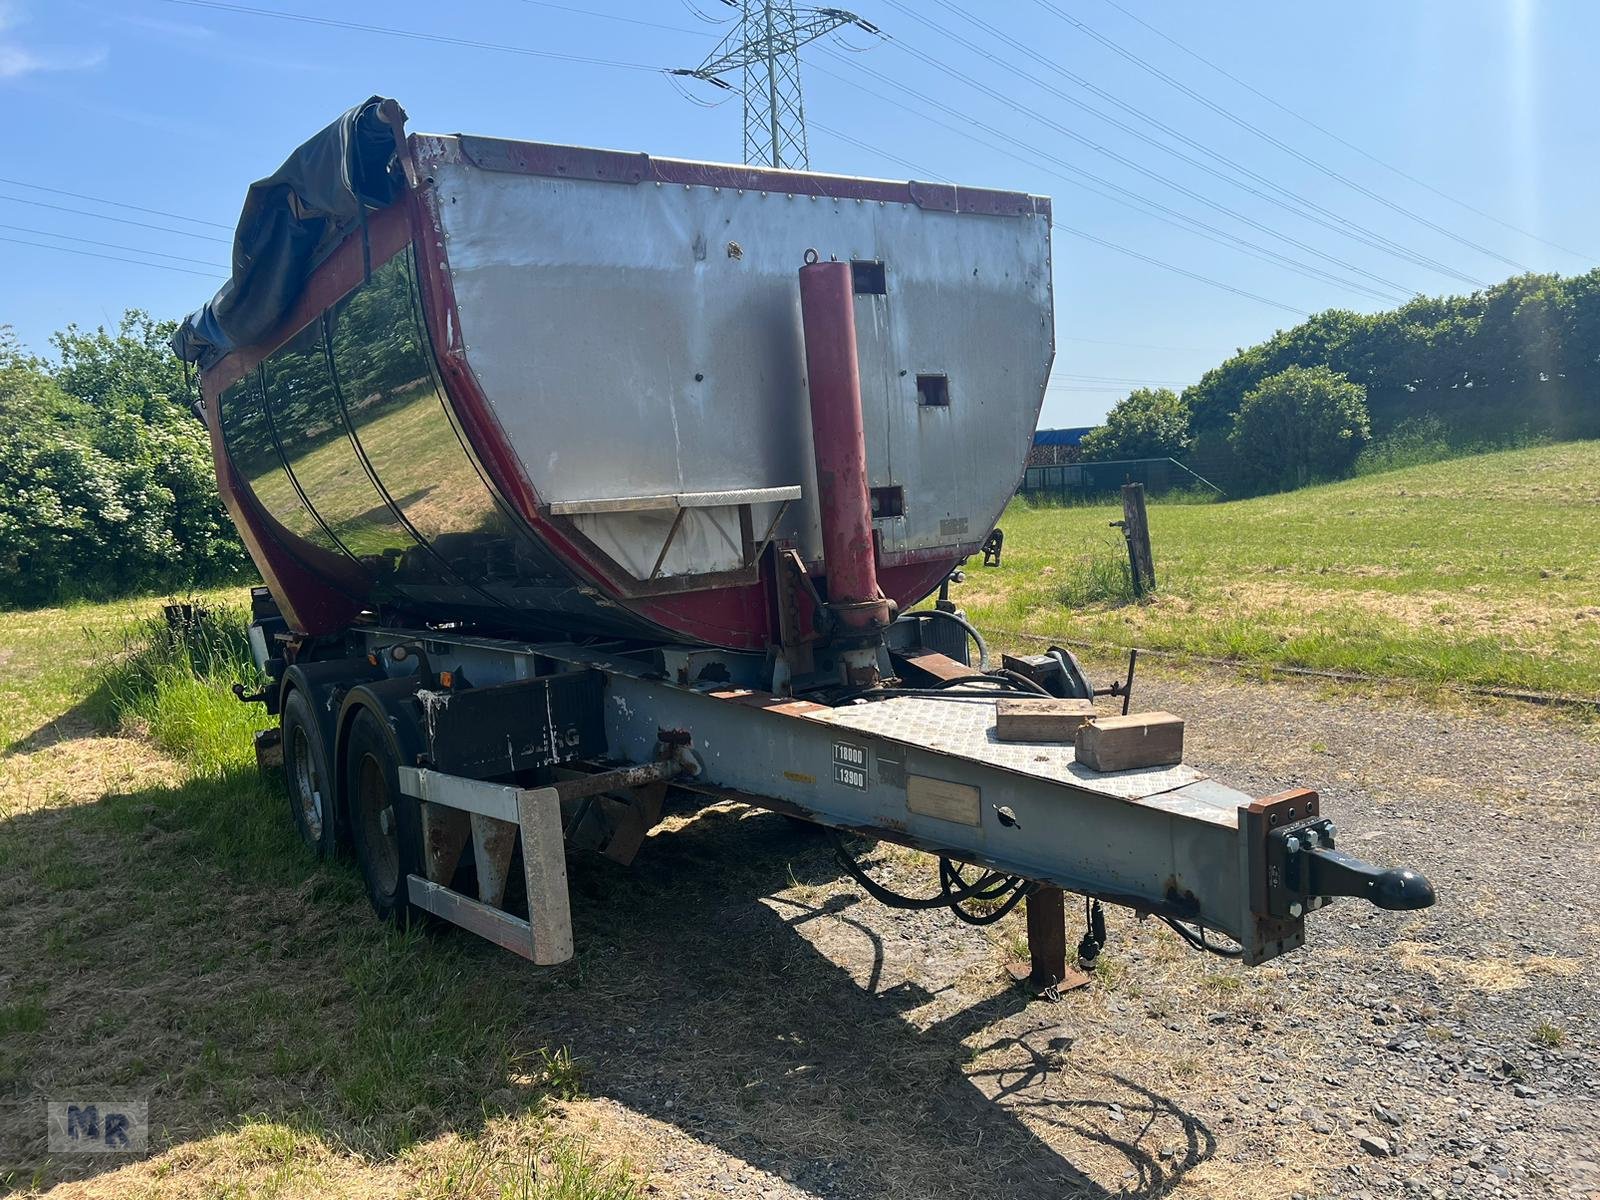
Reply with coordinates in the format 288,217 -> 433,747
900,607 -> 990,672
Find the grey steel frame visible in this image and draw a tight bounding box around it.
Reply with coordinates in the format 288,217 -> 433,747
381,627 -> 1304,967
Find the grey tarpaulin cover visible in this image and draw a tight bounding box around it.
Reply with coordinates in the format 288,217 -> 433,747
172,97 -> 405,367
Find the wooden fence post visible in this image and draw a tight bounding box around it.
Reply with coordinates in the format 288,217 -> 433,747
1121,482 -> 1155,595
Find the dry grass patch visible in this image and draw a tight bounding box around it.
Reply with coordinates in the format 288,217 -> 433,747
1389,940 -> 1585,992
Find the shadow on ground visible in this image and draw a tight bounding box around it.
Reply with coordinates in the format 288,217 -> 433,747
0,754 -> 1214,1198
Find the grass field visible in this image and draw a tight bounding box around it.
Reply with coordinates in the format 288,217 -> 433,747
958,439 -> 1600,698
0,591 -> 644,1197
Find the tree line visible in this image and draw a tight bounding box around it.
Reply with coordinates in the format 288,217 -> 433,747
1078,269 -> 1600,492
0,315 -> 248,608
4,265 -> 1597,607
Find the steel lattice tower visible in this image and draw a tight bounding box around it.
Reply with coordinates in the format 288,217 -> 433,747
674,3 -> 880,170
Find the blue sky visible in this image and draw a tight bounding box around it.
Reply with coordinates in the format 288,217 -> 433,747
1,0 -> 1591,425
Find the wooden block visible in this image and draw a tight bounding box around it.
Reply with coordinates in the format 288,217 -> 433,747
1074,711 -> 1184,772
994,698 -> 1097,743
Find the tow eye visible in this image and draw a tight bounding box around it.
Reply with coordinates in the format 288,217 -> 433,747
1246,788 -> 1436,921
1288,836 -> 1435,912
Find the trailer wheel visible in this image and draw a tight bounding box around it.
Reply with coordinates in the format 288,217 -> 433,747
281,689 -> 334,859
345,707 -> 423,925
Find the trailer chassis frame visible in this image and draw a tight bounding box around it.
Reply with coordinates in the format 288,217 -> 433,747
342,623 -> 1409,977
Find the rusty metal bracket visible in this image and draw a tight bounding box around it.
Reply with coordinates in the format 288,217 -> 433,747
1242,788 -> 1321,919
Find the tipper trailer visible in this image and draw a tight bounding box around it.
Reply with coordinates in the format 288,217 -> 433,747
175,98 -> 1433,986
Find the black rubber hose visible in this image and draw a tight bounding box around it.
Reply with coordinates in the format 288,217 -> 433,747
995,668 -> 1051,695
1162,917 -> 1244,958
941,859 -> 1035,925
900,608 -> 990,671
836,682 -> 1038,703
830,832 -> 1038,929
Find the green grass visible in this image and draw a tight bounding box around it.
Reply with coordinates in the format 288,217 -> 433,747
957,439 -> 1600,696
0,592 -> 643,1194
413,1136 -> 641,1200
1532,1019 -> 1566,1048
88,599 -> 273,775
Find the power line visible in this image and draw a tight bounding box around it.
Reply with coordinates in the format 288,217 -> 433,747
0,223 -> 227,268
846,42 -> 1455,301
1045,385 -> 1156,393
1055,373 -> 1192,385
508,0 -> 704,36
0,177 -> 234,230
1060,335 -> 1207,352
1054,218 -> 1308,318
913,0 -> 1485,287
1086,0 -> 1591,262
811,120 -> 1310,318
680,0 -> 737,24
1045,384 -> 1173,394
880,0 -> 1487,291
0,194 -> 232,243
1029,0 -> 1542,273
159,0 -> 664,71
0,236 -> 226,279
811,59 -> 1408,305
1094,0 -> 1592,262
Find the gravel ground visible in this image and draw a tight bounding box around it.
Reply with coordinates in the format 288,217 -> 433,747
541,666 -> 1600,1200
9,665 -> 1598,1199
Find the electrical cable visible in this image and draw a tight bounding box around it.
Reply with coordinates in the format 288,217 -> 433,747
940,859 -> 1034,925
507,0 -> 703,36
664,70 -> 732,108
0,177 -> 233,229
809,73 -> 1405,308
0,223 -> 225,268
0,193 -> 232,243
862,10 -> 1483,291
995,668 -> 1052,696
1055,373 -> 1193,386
679,0 -> 736,23
829,830 -> 1036,925
1162,916 -> 1244,958
0,235 -> 227,278
1061,335 -> 1205,352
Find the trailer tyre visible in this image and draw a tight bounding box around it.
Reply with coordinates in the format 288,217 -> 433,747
345,707 -> 424,925
281,689 -> 335,860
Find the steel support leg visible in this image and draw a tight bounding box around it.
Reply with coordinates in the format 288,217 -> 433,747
1007,885 -> 1089,1000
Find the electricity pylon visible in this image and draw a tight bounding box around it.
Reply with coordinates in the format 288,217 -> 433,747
673,2 -> 881,170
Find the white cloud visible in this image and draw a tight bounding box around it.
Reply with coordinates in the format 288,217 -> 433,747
0,1 -> 106,81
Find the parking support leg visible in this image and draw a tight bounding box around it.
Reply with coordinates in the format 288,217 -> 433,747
1007,885 -> 1089,999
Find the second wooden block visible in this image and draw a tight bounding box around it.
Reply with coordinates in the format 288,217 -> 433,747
1073,711 -> 1185,771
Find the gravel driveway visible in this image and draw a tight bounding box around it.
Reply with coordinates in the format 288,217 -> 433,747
539,667 -> 1600,1200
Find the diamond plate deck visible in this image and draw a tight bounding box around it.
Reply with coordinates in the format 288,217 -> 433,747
809,696 -> 1207,801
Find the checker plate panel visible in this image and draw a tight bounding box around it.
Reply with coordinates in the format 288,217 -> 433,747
809,696 -> 1207,801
